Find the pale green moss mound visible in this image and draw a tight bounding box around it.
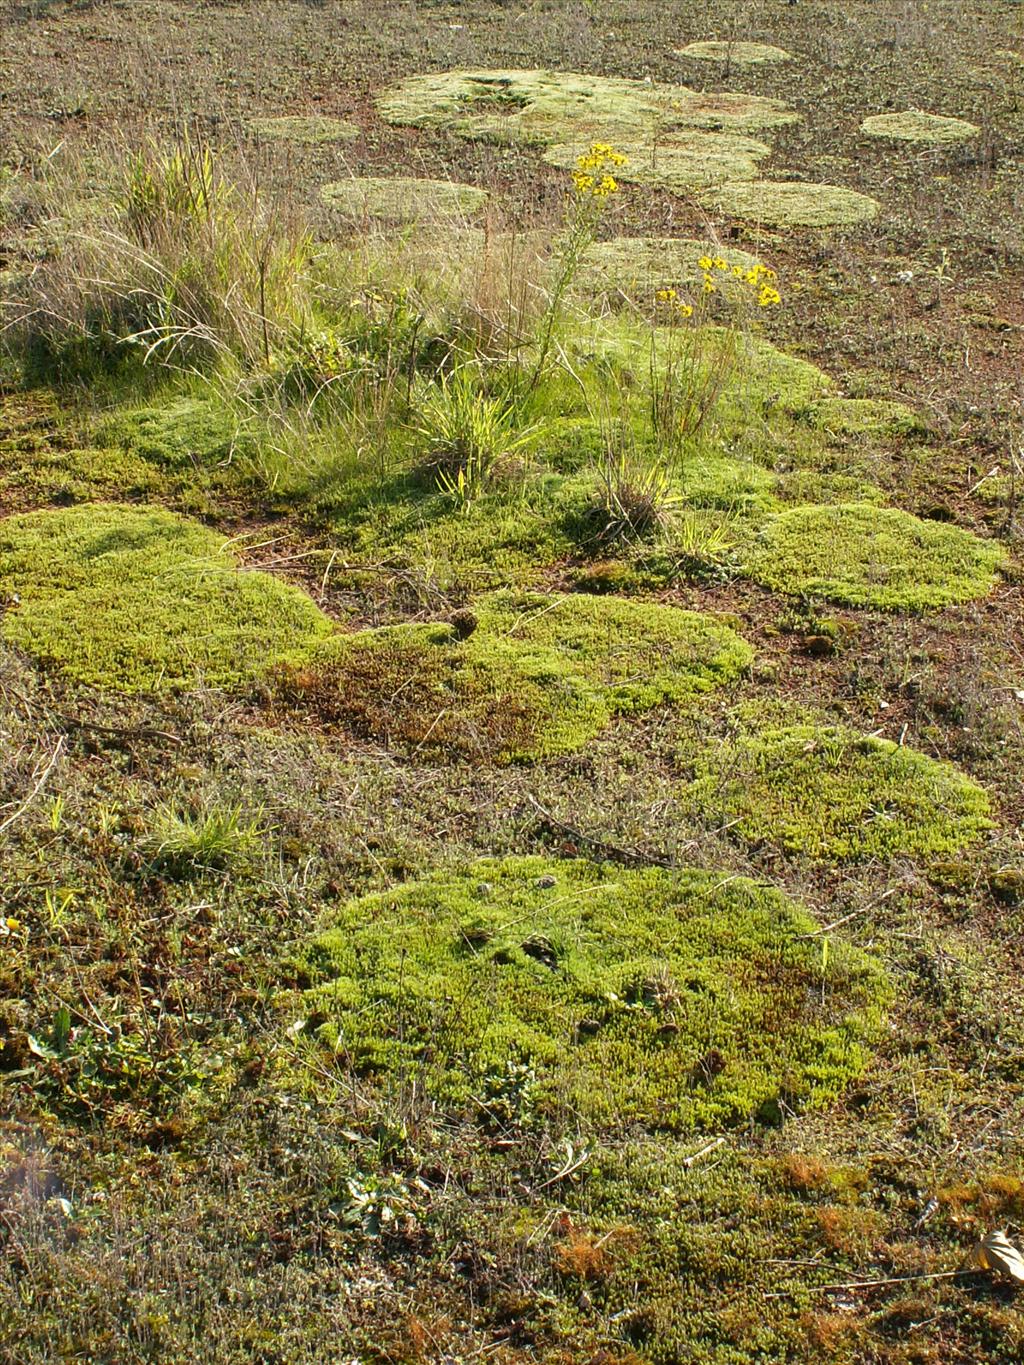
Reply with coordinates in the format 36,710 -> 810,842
320,176 -> 488,223
544,130 -> 771,190
861,111 -> 979,144
742,503 -> 1005,609
585,317 -> 833,416
276,592 -> 752,762
701,180 -> 880,227
97,398 -> 244,470
376,68 -> 799,144
682,712 -> 993,861
305,856 -> 886,1131
576,236 -> 763,305
809,396 -> 926,439
247,115 -> 359,144
0,504 -> 332,691
676,41 -> 792,66
475,590 -> 754,713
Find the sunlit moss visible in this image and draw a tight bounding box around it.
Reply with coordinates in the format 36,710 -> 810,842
304,856 -> 887,1130
0,503 -> 331,691
701,180 -> 881,228
679,706 -> 993,861
740,503 -> 1005,609
861,111 -> 979,143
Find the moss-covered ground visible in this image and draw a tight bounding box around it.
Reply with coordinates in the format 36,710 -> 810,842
320,175 -> 489,223
860,110 -> 980,144
305,855 -> 887,1130
0,503 -> 331,690
1,3 -> 1023,1363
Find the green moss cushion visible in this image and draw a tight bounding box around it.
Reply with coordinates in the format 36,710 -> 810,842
741,503 -> 1005,609
305,856 -> 888,1131
681,714 -> 993,861
0,503 -> 331,691
276,592 -> 753,761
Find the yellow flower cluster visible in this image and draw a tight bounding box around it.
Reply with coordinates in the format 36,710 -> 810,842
698,254 -> 781,307
572,142 -> 627,198
654,286 -> 694,318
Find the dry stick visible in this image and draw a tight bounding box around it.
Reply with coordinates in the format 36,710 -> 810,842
683,1136 -> 726,1168
54,713 -> 183,747
0,737 -> 65,837
535,1147 -> 592,1192
764,1268 -> 974,1300
795,889 -> 897,940
524,793 -> 677,869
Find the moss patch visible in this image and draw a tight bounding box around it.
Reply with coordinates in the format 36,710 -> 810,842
475,590 -> 754,712
96,397 -> 245,470
741,503 -> 1005,609
680,709 -> 993,861
0,503 -> 331,691
247,115 -> 359,144
277,592 -> 752,762
277,620 -> 606,763
861,111 -> 979,143
320,176 -> 488,223
376,68 -> 799,144
676,40 -> 793,65
808,396 -> 926,439
304,856 -> 886,1130
575,236 -> 763,306
700,180 -> 881,227
544,131 -> 771,190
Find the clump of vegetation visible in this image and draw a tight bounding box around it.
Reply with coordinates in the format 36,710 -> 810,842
0,503 -> 331,691
676,40 -> 793,65
860,111 -> 979,143
247,115 -> 359,144
475,590 -> 753,709
275,591 -> 752,761
679,708 -> 993,861
320,176 -> 489,224
808,396 -> 926,439
7,135 -> 314,377
274,620 -> 607,762
543,130 -> 772,191
375,68 -> 799,143
304,856 -> 888,1130
575,236 -> 762,309
699,180 -> 881,228
97,396 -> 246,469
140,799 -> 264,876
741,503 -> 1006,608
413,367 -> 540,502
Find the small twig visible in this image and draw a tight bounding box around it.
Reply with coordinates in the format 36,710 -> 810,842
764,1268 -> 972,1299
0,737 -> 65,837
683,1136 -> 726,1168
54,713 -> 183,747
524,793 -> 677,868
535,1147 -> 592,1192
796,889 -> 897,940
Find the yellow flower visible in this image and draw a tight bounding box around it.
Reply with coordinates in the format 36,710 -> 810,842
758,285 -> 781,307
656,287 -> 678,302
703,277 -> 717,294
713,256 -> 728,270
3,917 -> 20,934
677,302 -> 694,317
732,265 -> 744,277
698,255 -> 713,270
